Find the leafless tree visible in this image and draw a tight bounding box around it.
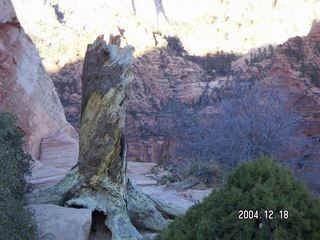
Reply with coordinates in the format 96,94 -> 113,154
156,78 -> 310,171
209,80 -> 307,169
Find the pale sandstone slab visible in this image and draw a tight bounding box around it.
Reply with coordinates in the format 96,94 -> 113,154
28,204 -> 92,240
40,130 -> 79,168
30,130 -> 79,189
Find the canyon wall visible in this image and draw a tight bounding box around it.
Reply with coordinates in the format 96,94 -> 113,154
128,22 -> 320,163
232,20 -> 320,137
0,0 -> 76,159
9,0 -> 320,164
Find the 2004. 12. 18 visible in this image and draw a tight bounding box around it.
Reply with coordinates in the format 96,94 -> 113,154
238,210 -> 289,219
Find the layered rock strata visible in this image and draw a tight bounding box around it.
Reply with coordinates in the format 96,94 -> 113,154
29,130 -> 79,189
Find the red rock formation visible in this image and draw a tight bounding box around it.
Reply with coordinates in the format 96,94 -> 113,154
128,22 -> 320,164
231,21 -> 320,194
0,0 -> 76,159
232,20 -> 320,137
127,137 -> 172,163
126,48 -> 218,162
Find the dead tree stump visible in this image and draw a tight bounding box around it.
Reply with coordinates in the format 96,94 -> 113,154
27,35 -> 184,240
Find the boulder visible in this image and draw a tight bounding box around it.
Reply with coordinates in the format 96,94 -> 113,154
27,204 -> 92,240
27,160 -> 70,189
0,0 -> 76,159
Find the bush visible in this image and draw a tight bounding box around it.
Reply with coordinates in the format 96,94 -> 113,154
155,158 -> 224,187
157,157 -> 320,240
135,157 -> 143,162
0,111 -> 39,240
177,159 -> 224,186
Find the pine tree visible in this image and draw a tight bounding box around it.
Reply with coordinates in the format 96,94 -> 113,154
0,111 -> 39,240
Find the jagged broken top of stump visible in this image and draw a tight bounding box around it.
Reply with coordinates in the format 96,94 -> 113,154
81,33 -> 134,115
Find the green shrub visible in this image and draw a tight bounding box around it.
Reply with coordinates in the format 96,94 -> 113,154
0,111 -> 39,240
157,157 -> 320,240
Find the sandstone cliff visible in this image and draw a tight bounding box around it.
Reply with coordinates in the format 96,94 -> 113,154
232,20 -> 320,137
128,21 -> 320,164
0,0 -> 76,159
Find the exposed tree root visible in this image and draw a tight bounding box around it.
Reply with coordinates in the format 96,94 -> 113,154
27,169 -> 184,240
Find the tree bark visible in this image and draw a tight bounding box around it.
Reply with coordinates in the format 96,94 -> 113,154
27,35 -> 184,240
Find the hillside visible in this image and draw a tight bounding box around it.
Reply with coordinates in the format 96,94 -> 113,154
10,0 -> 320,162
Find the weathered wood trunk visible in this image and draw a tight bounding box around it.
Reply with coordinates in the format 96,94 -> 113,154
27,35 -> 184,240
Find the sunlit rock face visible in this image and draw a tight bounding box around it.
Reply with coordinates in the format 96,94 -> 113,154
0,0 -> 76,159
11,0 -> 320,72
